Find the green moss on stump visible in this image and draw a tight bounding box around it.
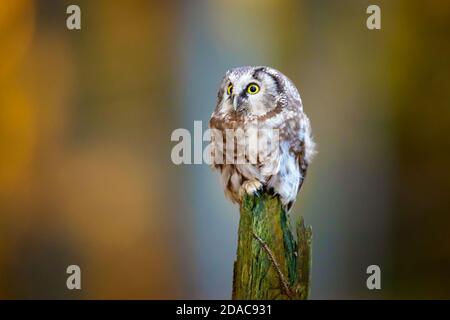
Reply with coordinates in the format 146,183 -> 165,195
232,193 -> 312,300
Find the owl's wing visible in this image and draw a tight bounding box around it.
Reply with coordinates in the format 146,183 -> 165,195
297,140 -> 309,194
284,109 -> 315,194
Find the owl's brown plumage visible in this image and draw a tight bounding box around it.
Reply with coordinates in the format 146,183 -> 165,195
209,66 -> 315,210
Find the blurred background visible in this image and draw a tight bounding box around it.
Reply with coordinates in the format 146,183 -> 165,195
0,0 -> 449,299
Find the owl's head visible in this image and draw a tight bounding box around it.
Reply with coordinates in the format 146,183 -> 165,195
215,66 -> 298,117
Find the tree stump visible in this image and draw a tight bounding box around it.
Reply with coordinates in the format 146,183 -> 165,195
232,193 -> 312,300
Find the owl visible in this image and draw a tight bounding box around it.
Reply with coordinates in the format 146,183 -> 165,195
209,66 -> 316,211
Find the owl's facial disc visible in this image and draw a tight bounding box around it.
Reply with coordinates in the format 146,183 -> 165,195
219,67 -> 280,116
228,81 -> 259,111
231,83 -> 261,110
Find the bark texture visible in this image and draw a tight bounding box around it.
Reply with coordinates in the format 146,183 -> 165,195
232,193 -> 312,300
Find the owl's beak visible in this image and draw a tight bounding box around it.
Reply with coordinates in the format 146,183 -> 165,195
233,95 -> 244,111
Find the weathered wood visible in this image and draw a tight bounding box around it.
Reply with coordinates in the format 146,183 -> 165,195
232,193 -> 312,300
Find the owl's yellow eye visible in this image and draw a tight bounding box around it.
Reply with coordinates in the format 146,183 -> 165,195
247,83 -> 260,95
227,84 -> 233,95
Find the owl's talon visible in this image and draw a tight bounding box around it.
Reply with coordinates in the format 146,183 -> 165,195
239,180 -> 263,200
